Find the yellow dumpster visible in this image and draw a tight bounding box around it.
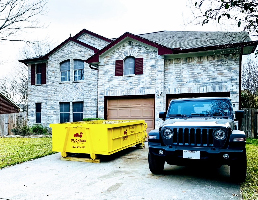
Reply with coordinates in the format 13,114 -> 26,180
50,120 -> 147,162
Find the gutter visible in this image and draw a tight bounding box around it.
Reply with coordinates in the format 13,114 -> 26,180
239,46 -> 243,110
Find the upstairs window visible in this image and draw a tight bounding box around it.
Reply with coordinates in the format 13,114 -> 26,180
73,102 -> 83,122
74,60 -> 84,81
115,57 -> 143,76
60,102 -> 70,123
31,63 -> 46,85
124,57 -> 135,75
60,60 -> 70,82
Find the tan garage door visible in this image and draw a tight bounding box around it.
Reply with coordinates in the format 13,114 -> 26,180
107,98 -> 154,133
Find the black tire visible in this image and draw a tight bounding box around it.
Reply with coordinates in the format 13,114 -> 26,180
148,152 -> 165,174
230,153 -> 247,183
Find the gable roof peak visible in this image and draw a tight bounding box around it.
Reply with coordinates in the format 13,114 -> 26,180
73,29 -> 112,43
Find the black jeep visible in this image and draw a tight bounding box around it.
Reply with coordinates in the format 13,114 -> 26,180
148,97 -> 246,182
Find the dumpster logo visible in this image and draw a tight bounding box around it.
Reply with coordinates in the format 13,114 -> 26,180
71,139 -> 86,144
74,132 -> 83,138
123,130 -> 128,140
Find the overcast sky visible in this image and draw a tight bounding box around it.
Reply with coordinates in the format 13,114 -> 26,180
0,0 -> 244,78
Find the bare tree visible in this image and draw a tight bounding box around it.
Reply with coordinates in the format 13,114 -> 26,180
21,39 -> 52,59
241,56 -> 258,108
0,0 -> 48,41
0,64 -> 28,106
242,57 -> 258,93
189,0 -> 258,36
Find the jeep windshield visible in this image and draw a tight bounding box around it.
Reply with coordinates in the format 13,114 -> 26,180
167,99 -> 233,119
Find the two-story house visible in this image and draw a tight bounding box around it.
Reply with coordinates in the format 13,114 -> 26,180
19,29 -> 258,132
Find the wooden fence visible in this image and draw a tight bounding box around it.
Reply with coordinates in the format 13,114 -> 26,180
241,108 -> 258,138
0,112 -> 27,136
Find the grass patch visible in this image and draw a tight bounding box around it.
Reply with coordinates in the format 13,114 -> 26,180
0,137 -> 54,169
241,138 -> 258,199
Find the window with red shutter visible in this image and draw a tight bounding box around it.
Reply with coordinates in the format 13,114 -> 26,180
115,58 -> 143,76
31,64 -> 35,85
135,58 -> 143,75
115,60 -> 123,76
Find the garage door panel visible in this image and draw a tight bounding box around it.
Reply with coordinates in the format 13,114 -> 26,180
108,100 -> 119,107
107,109 -> 118,118
107,98 -> 155,133
142,109 -> 154,117
130,108 -> 143,117
145,119 -> 154,132
118,109 -> 131,118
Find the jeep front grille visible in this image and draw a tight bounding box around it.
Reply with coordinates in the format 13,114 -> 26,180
171,128 -> 214,147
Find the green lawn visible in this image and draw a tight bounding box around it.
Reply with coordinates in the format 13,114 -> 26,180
0,137 -> 54,169
241,138 -> 258,199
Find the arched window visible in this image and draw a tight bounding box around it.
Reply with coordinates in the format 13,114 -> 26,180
74,60 -> 84,81
60,60 -> 70,82
124,57 -> 135,75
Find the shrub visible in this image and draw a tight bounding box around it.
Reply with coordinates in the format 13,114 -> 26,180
31,124 -> 49,135
11,124 -> 49,136
11,125 -> 31,136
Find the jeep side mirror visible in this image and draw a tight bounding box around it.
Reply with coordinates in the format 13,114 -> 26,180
159,112 -> 166,120
235,110 -> 244,130
235,110 -> 244,120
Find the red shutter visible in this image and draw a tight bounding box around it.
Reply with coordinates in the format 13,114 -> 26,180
31,64 -> 35,85
115,60 -> 123,76
135,58 -> 143,75
41,63 -> 46,84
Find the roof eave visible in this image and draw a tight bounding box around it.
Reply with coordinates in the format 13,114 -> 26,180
19,37 -> 100,65
19,57 -> 48,65
172,40 -> 258,55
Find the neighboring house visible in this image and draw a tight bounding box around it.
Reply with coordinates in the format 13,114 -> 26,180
19,29 -> 258,132
0,93 -> 20,135
0,93 -> 20,114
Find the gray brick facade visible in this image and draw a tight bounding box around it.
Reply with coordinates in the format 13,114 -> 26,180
27,41 -> 98,127
20,29 -> 257,130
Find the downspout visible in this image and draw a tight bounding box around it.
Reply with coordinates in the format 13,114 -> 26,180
239,46 -> 244,110
89,64 -> 99,118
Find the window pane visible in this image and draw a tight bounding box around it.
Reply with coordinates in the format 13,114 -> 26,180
124,57 -> 135,75
60,113 -> 70,123
36,113 -> 41,123
74,69 -> 84,81
73,113 -> 83,122
73,102 -> 83,112
36,103 -> 41,123
74,70 -> 78,81
67,71 -> 70,81
80,69 -> 84,80
36,65 -> 42,73
61,71 -> 70,82
36,74 -> 41,84
74,60 -> 84,70
60,61 -> 70,71
36,103 -> 41,112
60,103 -> 70,112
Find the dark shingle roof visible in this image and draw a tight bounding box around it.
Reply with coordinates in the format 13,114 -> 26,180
139,31 -> 251,49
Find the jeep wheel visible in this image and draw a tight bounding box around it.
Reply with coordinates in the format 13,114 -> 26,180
230,153 -> 247,183
148,152 -> 165,174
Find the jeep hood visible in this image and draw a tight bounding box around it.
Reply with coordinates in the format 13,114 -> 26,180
162,118 -> 231,128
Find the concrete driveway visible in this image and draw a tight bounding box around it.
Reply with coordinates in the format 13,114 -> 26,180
0,143 -> 241,200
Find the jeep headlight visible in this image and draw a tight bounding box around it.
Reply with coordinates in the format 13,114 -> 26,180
163,128 -> 174,139
213,129 -> 226,140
